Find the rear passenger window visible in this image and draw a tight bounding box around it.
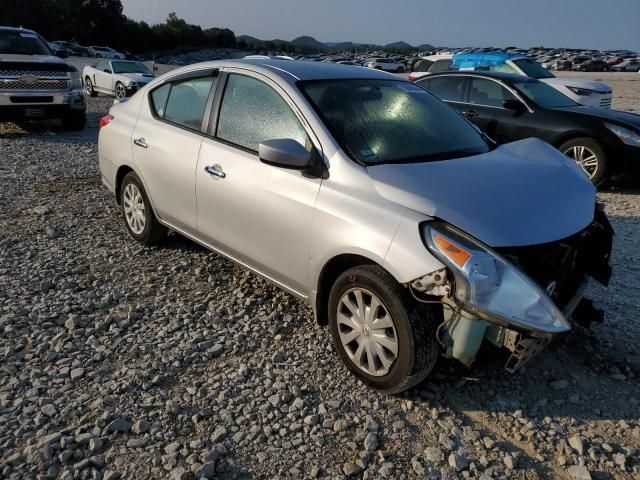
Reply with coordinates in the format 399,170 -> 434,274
427,76 -> 466,102
163,77 -> 214,130
150,83 -> 170,117
216,74 -> 306,152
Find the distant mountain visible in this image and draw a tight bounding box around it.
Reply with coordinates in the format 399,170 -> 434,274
384,41 -> 415,50
291,36 -> 326,49
417,43 -> 436,51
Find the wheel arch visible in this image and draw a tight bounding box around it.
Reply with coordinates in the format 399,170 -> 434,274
314,253 -> 390,327
552,130 -> 610,151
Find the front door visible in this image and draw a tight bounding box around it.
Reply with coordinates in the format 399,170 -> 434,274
196,72 -> 322,294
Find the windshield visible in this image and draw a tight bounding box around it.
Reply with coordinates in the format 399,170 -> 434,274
512,59 -> 554,79
513,80 -> 578,108
300,79 -> 489,165
0,30 -> 50,55
112,61 -> 151,74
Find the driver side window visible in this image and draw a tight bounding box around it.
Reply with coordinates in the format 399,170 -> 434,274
468,78 -> 517,108
96,61 -> 110,72
215,74 -> 307,152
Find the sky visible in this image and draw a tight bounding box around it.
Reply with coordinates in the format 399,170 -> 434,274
120,0 -> 640,51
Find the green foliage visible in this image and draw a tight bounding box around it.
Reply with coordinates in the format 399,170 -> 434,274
0,0 -> 236,54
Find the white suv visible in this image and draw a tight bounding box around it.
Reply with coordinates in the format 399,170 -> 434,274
367,58 -> 404,73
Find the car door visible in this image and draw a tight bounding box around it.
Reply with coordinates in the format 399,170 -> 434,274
416,75 -> 468,116
196,71 -> 322,295
465,77 -> 533,143
131,71 -> 217,232
94,61 -> 112,92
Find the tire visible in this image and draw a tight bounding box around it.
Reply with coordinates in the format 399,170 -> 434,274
95,53 -> 102,58
85,77 -> 97,97
114,81 -> 127,99
119,172 -> 167,245
61,110 -> 86,131
328,265 -> 440,394
559,137 -> 608,186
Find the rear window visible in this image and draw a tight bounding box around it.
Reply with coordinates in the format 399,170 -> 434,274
150,77 -> 214,130
421,76 -> 466,102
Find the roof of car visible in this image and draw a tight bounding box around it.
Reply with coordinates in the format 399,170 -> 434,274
180,59 -> 400,83
0,26 -> 37,34
425,70 -> 539,84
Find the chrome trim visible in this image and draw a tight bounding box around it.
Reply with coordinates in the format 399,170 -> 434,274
133,137 -> 148,148
204,164 -> 226,178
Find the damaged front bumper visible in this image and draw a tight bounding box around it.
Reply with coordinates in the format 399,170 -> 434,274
417,207 -> 613,372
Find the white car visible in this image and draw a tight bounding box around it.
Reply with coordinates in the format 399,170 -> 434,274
83,60 -> 154,98
407,55 -> 453,81
88,46 -> 124,59
367,58 -> 405,73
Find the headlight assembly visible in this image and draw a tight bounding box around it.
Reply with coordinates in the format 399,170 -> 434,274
423,222 -> 570,335
69,71 -> 83,90
605,123 -> 640,147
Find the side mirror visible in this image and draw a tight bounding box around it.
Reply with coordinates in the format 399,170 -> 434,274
259,139 -> 312,170
55,50 -> 69,59
503,99 -> 526,113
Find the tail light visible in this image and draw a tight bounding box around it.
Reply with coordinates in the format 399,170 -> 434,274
99,114 -> 114,128
408,74 -> 416,82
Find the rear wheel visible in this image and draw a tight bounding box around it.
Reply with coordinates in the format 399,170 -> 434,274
120,172 -> 167,245
328,265 -> 440,394
560,137 -> 608,186
85,77 -> 97,97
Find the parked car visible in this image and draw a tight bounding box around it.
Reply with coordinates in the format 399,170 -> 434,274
549,60 -> 573,71
611,59 -> 640,72
407,55 -> 453,81
572,59 -> 609,72
450,52 -> 613,108
0,26 -> 86,129
53,41 -> 90,56
367,58 -> 404,72
47,41 -> 68,57
417,71 -> 640,184
83,60 -> 154,98
88,46 -> 125,59
98,59 -> 612,393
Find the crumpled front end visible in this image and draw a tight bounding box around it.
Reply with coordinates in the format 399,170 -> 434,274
411,206 -> 613,372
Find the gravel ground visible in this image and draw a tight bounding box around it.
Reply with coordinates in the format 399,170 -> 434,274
1,86 -> 639,480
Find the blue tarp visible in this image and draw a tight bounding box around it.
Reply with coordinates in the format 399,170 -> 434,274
451,52 -> 528,70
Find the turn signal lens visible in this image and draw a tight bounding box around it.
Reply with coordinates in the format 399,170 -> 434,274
99,114 -> 114,128
433,233 -> 471,267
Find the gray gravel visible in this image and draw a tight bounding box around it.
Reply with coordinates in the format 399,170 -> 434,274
1,93 -> 639,480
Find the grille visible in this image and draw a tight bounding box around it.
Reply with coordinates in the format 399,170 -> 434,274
599,97 -> 612,108
0,78 -> 69,90
0,70 -> 69,78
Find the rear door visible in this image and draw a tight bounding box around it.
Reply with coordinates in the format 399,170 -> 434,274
195,71 -> 322,294
131,71 -> 217,232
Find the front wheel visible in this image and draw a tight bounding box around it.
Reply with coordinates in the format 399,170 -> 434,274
120,172 -> 167,245
114,82 -> 127,99
85,77 -> 97,97
328,265 -> 440,394
560,137 -> 608,186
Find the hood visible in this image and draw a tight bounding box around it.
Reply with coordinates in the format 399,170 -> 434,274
0,54 -> 75,72
541,76 -> 611,94
368,138 -> 595,248
556,105 -> 640,129
119,72 -> 154,83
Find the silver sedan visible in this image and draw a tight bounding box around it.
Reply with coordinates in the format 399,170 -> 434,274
98,59 -> 612,393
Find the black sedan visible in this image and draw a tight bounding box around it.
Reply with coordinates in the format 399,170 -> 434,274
415,71 -> 640,185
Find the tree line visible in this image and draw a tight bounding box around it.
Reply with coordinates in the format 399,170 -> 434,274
0,0 -> 236,54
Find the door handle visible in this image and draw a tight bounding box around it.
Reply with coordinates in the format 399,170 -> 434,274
462,109 -> 479,118
133,137 -> 147,148
204,164 -> 226,178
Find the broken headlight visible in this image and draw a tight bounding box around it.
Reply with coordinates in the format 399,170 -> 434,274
423,222 -> 570,335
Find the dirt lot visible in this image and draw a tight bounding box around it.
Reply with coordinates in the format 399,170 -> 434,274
0,72 -> 639,480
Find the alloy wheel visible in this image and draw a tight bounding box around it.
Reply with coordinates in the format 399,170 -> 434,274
563,145 -> 599,178
85,79 -> 93,96
336,288 -> 398,377
115,83 -> 126,99
123,183 -> 146,235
